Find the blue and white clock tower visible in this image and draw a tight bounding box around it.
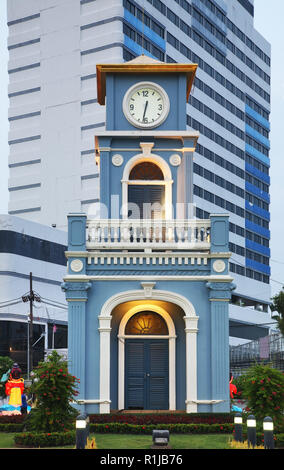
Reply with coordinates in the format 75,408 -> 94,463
62,55 -> 235,414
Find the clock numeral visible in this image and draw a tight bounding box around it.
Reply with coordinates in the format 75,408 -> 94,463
143,117 -> 148,123
158,104 -> 163,110
130,104 -> 134,110
142,90 -> 149,97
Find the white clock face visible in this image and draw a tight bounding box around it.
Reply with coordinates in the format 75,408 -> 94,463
123,82 -> 170,129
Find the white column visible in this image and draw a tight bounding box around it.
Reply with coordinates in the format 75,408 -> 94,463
98,316 -> 112,413
184,316 -> 199,413
169,336 -> 176,410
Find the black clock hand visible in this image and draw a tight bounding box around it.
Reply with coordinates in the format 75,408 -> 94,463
143,100 -> 148,120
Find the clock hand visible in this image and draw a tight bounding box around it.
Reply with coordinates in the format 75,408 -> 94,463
143,100 -> 148,120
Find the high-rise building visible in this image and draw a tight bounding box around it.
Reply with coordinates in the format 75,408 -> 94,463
6,0 -> 273,344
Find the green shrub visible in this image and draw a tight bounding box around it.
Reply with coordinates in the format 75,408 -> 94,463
14,431 -> 75,448
240,364 -> 284,425
26,351 -> 79,432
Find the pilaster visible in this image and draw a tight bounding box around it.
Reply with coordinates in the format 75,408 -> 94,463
206,281 -> 235,412
61,280 -> 91,411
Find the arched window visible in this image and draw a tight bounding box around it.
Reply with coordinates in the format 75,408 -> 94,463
128,162 -> 165,219
125,311 -> 169,335
121,153 -> 173,219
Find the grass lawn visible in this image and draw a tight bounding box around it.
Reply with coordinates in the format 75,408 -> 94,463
92,433 -> 231,449
0,433 -> 231,450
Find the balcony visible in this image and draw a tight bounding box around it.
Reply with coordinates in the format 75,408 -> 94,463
86,218 -> 211,251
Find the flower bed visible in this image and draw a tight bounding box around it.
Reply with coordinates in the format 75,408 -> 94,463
89,412 -> 234,425
0,415 -> 25,424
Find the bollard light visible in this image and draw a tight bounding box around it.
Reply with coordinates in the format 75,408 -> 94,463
76,412 -> 90,449
234,413 -> 243,442
152,430 -> 170,447
263,416 -> 274,449
246,414 -> 256,448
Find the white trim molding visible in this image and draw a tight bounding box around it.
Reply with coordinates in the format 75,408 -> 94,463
98,287 -> 199,413
121,149 -> 173,219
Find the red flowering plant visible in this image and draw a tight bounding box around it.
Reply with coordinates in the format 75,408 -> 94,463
241,363 -> 284,428
26,351 -> 79,433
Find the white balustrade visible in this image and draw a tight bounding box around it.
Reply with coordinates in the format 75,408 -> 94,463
86,219 -> 210,250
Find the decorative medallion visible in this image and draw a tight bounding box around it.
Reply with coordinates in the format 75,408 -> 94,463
70,259 -> 84,273
212,259 -> 226,273
169,154 -> 181,166
112,154 -> 124,166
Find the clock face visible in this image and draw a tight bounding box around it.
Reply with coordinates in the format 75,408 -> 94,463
123,82 -> 170,129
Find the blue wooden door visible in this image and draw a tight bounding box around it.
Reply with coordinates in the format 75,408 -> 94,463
125,339 -> 169,410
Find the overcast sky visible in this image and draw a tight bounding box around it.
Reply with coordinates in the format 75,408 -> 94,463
0,1 -> 283,297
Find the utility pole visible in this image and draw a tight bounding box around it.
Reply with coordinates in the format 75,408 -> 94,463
22,272 -> 41,377
29,272 -> 34,374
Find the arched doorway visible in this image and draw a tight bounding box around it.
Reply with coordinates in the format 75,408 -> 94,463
117,303 -> 177,411
124,311 -> 169,410
98,288 -> 198,413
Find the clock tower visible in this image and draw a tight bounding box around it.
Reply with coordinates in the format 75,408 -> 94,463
63,55 -> 235,415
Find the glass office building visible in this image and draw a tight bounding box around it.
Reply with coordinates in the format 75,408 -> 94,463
6,0 -> 272,344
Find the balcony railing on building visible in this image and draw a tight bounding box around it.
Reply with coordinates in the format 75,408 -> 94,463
86,218 -> 211,251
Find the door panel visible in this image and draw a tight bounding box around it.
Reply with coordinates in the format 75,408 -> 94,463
125,341 -> 145,409
149,341 -> 169,409
125,339 -> 169,410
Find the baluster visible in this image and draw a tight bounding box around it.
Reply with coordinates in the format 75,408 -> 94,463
197,224 -> 201,242
145,222 -> 150,244
190,223 -> 195,243
113,223 -> 119,243
159,222 -> 163,243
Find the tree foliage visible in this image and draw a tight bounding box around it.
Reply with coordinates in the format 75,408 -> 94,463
270,288 -> 284,336
26,351 -> 79,432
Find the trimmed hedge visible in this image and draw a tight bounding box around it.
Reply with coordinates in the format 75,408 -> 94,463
0,423 -> 24,433
14,431 -> 75,448
89,422 -> 234,434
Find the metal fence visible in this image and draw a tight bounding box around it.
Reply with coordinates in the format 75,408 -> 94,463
230,333 -> 284,377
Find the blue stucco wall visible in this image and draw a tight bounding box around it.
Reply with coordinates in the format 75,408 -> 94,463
105,73 -> 187,131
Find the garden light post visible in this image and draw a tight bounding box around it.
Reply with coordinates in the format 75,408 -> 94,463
76,413 -> 89,449
247,415 -> 256,448
234,413 -> 243,442
263,416 -> 274,449
152,430 -> 170,448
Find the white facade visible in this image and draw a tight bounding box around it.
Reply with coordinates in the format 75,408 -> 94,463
0,214 -> 67,354
6,0 -> 275,344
